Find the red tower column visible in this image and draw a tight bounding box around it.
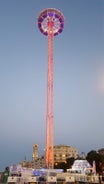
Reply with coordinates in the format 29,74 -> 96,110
46,23 -> 54,168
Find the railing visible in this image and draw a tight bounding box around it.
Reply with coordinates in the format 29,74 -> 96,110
5,174 -> 103,184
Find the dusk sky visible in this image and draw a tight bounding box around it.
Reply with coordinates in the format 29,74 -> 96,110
0,0 -> 104,171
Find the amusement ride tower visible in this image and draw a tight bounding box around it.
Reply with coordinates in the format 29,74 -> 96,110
38,8 -> 64,168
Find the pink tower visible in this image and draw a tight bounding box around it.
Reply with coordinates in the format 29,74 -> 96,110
38,8 -> 64,168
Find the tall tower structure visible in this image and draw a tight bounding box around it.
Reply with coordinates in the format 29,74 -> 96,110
38,8 -> 64,168
32,144 -> 38,161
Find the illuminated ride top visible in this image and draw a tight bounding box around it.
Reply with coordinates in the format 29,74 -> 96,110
38,8 -> 64,169
38,8 -> 64,36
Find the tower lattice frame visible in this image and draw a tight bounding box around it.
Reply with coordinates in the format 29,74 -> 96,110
38,8 -> 64,168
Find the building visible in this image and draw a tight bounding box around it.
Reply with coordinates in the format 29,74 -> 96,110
20,144 -> 78,169
32,144 -> 39,160
31,156 -> 45,169
32,144 -> 46,168
20,157 -> 46,169
54,144 -> 78,163
67,159 -> 93,174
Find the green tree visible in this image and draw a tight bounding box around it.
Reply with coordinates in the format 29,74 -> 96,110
3,167 -> 9,183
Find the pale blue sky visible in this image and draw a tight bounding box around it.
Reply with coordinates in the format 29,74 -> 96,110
0,0 -> 104,171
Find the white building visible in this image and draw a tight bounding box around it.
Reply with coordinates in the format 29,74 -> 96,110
67,159 -> 92,174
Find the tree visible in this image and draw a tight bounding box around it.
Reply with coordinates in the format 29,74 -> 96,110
86,150 -> 102,173
54,157 -> 75,172
66,157 -> 75,169
54,162 -> 67,172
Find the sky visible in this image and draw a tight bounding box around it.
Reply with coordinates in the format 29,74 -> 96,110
0,0 -> 104,171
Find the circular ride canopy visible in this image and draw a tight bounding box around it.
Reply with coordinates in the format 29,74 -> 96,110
38,8 -> 64,36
